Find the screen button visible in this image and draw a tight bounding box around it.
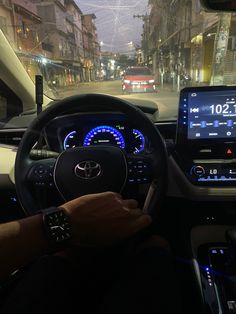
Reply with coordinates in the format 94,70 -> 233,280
191,165 -> 205,177
225,147 -> 234,158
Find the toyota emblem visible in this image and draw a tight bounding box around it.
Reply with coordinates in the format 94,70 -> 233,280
74,161 -> 102,179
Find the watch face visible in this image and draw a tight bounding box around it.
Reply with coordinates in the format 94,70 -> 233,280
45,210 -> 71,243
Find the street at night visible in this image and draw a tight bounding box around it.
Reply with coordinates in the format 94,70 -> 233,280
58,79 -> 179,120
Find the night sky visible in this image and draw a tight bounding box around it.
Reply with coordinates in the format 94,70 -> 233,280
77,0 -> 149,53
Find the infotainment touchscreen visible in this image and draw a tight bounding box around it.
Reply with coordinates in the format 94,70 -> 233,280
178,87 -> 236,141
177,87 -> 236,186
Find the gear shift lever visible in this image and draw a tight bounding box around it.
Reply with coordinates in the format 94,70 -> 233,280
203,230 -> 236,313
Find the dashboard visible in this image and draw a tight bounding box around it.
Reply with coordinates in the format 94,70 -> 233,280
44,86 -> 236,190
2,86 -> 236,202
45,113 -> 149,155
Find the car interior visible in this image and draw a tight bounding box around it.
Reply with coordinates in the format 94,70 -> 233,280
2,0 -> 236,313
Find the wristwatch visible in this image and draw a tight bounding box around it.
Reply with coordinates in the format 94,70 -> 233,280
42,207 -> 72,250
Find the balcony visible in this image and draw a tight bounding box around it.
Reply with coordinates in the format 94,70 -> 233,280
0,0 -> 11,9
67,32 -> 75,44
66,13 -> 74,24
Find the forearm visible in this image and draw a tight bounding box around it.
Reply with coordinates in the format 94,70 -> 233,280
0,214 -> 49,280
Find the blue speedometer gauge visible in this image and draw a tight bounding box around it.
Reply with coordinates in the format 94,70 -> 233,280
63,131 -> 78,150
132,129 -> 145,154
83,125 -> 125,149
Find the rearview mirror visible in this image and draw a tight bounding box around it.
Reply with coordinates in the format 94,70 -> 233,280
201,0 -> 236,12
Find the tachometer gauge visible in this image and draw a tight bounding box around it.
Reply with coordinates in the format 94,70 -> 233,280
83,125 -> 125,149
132,129 -> 145,154
63,131 -> 79,150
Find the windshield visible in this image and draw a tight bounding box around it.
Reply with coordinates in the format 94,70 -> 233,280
0,0 -> 235,122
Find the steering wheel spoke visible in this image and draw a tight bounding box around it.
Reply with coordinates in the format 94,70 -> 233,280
126,155 -> 153,185
27,158 -> 56,189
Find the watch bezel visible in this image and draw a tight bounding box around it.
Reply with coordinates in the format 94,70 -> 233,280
42,207 -> 72,249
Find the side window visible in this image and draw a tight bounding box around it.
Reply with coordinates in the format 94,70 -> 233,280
0,80 -> 23,121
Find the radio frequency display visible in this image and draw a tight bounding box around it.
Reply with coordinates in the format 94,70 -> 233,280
187,90 -> 236,139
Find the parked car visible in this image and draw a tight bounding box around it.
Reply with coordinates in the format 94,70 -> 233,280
122,66 -> 157,94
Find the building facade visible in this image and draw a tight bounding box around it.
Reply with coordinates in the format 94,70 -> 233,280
82,14 -> 100,81
145,0 -> 236,88
0,0 -> 100,89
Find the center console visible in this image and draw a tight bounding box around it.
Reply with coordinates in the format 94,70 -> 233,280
191,225 -> 236,314
175,86 -> 236,186
175,87 -> 236,312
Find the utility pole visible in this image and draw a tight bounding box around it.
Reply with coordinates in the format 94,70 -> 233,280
133,14 -> 149,65
159,50 -> 164,88
177,47 -> 181,92
211,13 -> 232,85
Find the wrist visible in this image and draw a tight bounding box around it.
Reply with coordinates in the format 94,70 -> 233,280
41,207 -> 72,252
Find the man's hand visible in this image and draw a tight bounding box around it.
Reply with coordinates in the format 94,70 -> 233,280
61,192 -> 152,247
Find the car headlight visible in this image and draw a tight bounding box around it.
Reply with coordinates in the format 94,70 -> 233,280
149,79 -> 155,83
124,79 -> 131,84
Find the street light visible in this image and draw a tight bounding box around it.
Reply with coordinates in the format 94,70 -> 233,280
41,57 -> 47,64
207,32 -> 216,37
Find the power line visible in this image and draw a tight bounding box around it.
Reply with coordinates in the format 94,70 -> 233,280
78,0 -> 148,52
133,14 -> 149,21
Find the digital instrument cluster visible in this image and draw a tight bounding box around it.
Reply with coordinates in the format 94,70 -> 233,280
62,123 -> 146,155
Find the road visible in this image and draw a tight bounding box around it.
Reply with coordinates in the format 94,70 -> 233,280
57,80 -> 180,120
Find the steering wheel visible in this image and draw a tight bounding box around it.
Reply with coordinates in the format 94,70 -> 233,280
15,94 -> 168,216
